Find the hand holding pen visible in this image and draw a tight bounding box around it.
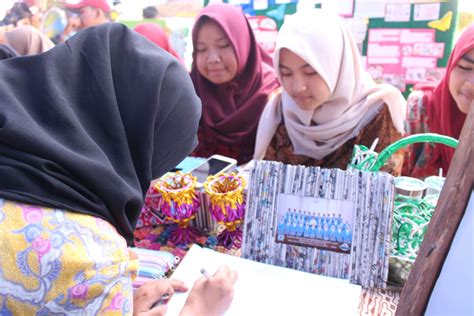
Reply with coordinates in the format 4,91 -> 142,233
200,268 -> 213,279
133,278 -> 188,316
180,266 -> 238,316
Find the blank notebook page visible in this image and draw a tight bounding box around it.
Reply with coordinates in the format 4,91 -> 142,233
166,244 -> 361,316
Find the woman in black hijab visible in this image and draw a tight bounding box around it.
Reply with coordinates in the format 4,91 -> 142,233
0,22 -> 200,243
0,23 -> 236,315
0,43 -> 19,59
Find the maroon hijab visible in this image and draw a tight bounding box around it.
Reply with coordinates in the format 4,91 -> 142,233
190,3 -> 279,162
427,24 -> 473,173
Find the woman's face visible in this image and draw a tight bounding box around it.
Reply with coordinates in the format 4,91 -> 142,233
195,19 -> 238,85
279,48 -> 331,111
449,48 -> 474,114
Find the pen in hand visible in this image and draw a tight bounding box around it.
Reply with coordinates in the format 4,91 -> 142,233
200,268 -> 212,279
150,293 -> 170,309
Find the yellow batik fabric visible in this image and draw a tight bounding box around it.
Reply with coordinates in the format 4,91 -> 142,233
0,198 -> 138,315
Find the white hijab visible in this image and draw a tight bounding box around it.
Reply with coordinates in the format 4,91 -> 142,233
254,10 -> 406,160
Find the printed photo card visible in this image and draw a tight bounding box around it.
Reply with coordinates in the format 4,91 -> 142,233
242,161 -> 395,288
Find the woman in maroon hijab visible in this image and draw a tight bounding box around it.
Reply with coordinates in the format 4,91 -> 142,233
190,3 -> 280,165
403,24 -> 473,178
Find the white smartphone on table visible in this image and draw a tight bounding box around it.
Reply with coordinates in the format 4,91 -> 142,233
190,154 -> 237,185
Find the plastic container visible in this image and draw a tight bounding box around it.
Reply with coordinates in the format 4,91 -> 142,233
394,176 -> 427,198
424,176 -> 446,196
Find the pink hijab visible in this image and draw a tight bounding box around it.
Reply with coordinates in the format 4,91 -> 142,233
190,3 -> 279,155
133,22 -> 183,63
5,25 -> 54,56
427,24 -> 473,173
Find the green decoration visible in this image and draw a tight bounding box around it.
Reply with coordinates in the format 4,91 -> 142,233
349,132 -> 458,260
349,133 -> 458,172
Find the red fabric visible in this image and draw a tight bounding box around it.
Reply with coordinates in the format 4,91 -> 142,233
190,3 -> 279,164
426,24 -> 473,174
133,23 -> 183,63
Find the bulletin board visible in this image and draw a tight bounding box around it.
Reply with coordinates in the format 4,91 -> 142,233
203,0 -> 459,96
204,0 -> 298,28
362,1 -> 458,93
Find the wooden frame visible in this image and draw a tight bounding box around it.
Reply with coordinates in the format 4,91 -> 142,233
396,106 -> 473,315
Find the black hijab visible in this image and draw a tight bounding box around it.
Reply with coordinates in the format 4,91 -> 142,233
0,44 -> 19,60
0,23 -> 201,244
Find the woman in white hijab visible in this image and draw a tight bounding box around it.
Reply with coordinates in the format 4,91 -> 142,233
254,10 -> 406,175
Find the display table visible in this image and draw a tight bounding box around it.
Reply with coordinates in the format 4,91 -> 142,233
134,224 -> 400,315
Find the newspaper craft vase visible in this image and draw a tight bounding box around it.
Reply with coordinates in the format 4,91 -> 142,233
347,134 -> 455,286
153,172 -> 200,245
203,173 -> 246,249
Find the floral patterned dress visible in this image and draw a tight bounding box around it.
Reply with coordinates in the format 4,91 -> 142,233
0,199 -> 138,315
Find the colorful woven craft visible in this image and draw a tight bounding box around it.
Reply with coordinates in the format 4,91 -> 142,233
153,172 -> 200,245
203,173 -> 246,249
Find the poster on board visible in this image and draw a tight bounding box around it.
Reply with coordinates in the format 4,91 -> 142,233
366,28 -> 446,91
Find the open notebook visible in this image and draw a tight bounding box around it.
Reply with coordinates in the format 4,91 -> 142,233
166,244 -> 361,316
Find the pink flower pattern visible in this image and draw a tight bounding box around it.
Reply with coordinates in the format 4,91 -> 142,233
2,199 -> 136,315
70,283 -> 89,300
32,237 -> 51,258
106,293 -> 126,311
22,205 -> 44,223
